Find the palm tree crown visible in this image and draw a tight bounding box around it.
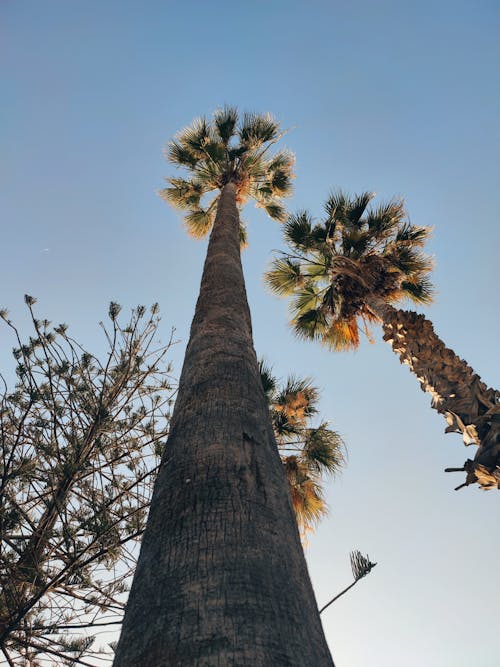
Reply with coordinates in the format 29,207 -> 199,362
160,106 -> 294,241
266,191 -> 433,349
259,361 -> 345,534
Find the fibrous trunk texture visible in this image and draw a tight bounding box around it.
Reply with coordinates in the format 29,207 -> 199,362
113,183 -> 334,666
376,302 -> 500,490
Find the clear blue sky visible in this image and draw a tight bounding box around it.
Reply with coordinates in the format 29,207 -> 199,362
2,1 -> 499,665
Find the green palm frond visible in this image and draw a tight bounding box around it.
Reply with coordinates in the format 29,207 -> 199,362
292,308 -> 330,342
292,285 -> 323,315
394,223 -> 431,246
213,105 -> 238,144
400,277 -> 434,304
324,191 -> 350,222
194,160 -> 223,187
341,228 -> 371,257
269,169 -> 293,196
366,200 -> 406,236
303,423 -> 345,474
184,206 -> 216,239
346,192 -> 375,226
263,202 -> 287,222
252,185 -> 273,202
267,149 -> 295,173
202,140 -> 228,164
160,178 -> 205,210
304,261 -> 329,280
176,116 -> 211,156
239,112 -> 280,147
265,258 -> 304,296
166,140 -> 199,168
283,212 -> 316,249
258,359 -> 277,399
386,246 -> 433,277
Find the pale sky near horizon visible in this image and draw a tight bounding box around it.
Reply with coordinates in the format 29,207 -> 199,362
2,1 -> 500,665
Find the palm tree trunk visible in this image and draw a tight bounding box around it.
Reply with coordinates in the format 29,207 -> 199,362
369,300 -> 500,490
113,183 -> 334,666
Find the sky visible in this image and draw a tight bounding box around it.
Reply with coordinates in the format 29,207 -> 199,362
2,1 -> 500,665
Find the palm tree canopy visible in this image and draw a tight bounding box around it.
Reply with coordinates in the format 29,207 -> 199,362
265,191 -> 434,350
160,106 -> 295,239
259,360 -> 345,533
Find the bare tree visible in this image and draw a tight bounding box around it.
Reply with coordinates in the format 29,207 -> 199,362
0,297 -> 175,666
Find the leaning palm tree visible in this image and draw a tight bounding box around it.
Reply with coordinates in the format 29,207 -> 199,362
113,109 -> 334,666
266,191 -> 500,491
259,360 -> 345,536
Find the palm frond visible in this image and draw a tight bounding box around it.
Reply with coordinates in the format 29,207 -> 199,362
292,285 -> 323,315
269,169 -> 294,196
303,423 -> 345,473
346,192 -> 375,226
304,261 -> 329,280
239,112 -> 280,147
324,191 -> 349,222
183,206 -> 216,239
263,202 -> 287,222
341,228 -> 371,257
283,456 -> 327,530
292,308 -> 330,342
265,258 -> 304,296
213,105 -> 238,144
322,317 -> 360,351
267,149 -> 295,173
166,140 -> 199,168
258,358 -> 277,399
394,223 -> 432,247
202,140 -> 228,164
386,247 -> 433,277
160,178 -> 205,210
176,116 -> 211,155
283,211 -> 315,250
400,277 -> 434,304
193,160 -> 223,187
350,550 -> 376,581
366,200 -> 406,236
274,376 -> 319,424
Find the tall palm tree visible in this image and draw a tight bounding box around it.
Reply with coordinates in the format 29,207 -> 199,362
265,191 -> 500,491
259,360 -> 345,535
113,109 -> 334,666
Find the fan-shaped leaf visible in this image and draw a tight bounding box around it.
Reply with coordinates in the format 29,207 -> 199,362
239,112 -> 280,147
265,258 -> 304,296
184,207 -> 216,239
214,105 -> 238,144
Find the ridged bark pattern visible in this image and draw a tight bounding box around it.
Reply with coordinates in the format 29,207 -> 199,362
379,304 -> 500,490
113,183 -> 334,666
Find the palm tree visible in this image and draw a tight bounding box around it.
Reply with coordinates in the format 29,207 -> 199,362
265,191 -> 500,491
259,360 -> 344,536
113,109 -> 334,666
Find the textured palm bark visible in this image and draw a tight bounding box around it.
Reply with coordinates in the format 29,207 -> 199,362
372,301 -> 500,490
113,183 -> 334,666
